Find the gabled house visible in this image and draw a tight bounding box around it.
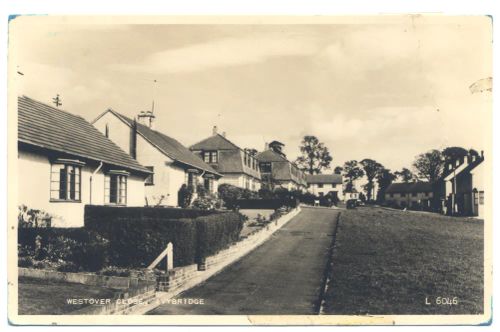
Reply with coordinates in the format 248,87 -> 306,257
17,96 -> 152,227
256,148 -> 307,192
190,127 -> 261,191
306,174 -> 343,200
441,152 -> 485,218
92,110 -> 221,207
384,182 -> 434,210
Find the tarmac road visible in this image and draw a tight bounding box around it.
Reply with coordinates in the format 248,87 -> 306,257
148,207 -> 340,315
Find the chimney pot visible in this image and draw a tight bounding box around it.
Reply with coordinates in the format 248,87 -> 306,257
137,110 -> 155,129
212,126 -> 218,135
264,142 -> 269,150
222,131 -> 226,137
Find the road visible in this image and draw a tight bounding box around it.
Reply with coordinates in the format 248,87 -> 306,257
148,207 -> 340,315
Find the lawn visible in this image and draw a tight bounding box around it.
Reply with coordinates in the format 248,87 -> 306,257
239,209 -> 274,238
323,207 -> 484,315
18,277 -> 121,315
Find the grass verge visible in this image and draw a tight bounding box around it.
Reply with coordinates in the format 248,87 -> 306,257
322,207 -> 483,315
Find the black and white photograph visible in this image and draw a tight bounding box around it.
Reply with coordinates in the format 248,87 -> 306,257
7,15 -> 492,325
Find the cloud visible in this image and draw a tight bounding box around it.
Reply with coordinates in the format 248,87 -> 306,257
110,34 -> 319,74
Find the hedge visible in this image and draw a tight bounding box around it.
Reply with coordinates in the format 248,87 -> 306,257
228,198 -> 299,209
195,212 -> 245,261
84,206 -> 244,269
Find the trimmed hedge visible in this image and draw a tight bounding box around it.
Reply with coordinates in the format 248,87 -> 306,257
85,205 -> 215,224
84,206 -> 244,269
228,198 -> 299,209
196,212 -> 245,260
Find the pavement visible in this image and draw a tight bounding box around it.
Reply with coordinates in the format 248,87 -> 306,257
148,207 -> 340,315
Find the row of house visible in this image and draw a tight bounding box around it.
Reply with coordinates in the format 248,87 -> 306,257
17,96 -> 346,227
384,152 -> 485,218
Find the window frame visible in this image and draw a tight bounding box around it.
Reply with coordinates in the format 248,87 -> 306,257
105,170 -> 129,206
50,159 -> 84,203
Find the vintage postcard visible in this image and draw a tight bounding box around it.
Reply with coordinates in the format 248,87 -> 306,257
7,15 -> 492,325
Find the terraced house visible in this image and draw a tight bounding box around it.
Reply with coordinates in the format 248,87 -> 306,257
190,127 -> 261,191
384,182 -> 434,210
92,110 -> 221,207
256,148 -> 307,192
17,96 -> 152,227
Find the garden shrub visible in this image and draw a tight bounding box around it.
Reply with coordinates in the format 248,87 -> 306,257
18,227 -> 110,272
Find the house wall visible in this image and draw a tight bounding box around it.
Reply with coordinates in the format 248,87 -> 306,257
18,149 -> 145,227
308,183 -> 343,199
93,111 -> 133,156
384,191 -> 434,208
135,134 -> 186,207
471,162 -> 485,218
94,112 -> 219,207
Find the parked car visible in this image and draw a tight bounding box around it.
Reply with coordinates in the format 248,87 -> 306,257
346,199 -> 357,209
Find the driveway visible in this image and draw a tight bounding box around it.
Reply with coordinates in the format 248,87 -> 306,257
148,207 -> 340,315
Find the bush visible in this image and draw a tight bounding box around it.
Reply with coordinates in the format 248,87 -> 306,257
178,184 -> 194,208
191,194 -> 222,210
195,212 -> 245,261
18,228 -> 110,272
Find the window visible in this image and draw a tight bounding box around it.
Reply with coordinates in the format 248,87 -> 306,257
203,151 -> 217,163
319,192 -> 324,197
390,193 -> 394,198
50,161 -> 83,202
332,184 -> 337,188
412,192 -> 417,197
105,171 -> 128,205
479,191 -> 485,205
145,166 -> 154,185
210,151 -> 217,163
318,184 -> 324,188
401,193 -> 406,197
260,162 -> 272,173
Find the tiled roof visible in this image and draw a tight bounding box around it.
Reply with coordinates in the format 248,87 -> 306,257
305,174 -> 343,184
190,134 -> 239,150
101,110 -> 221,176
386,182 -> 433,194
257,149 -> 306,186
256,149 -> 289,163
18,96 -> 151,174
190,134 -> 261,179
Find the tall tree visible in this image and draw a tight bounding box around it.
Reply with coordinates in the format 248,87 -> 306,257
360,159 -> 384,201
412,149 -> 443,182
342,160 -> 364,192
395,168 -> 416,183
376,168 -> 396,203
295,135 -> 333,175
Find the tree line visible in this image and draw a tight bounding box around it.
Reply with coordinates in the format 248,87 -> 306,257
261,135 -> 479,202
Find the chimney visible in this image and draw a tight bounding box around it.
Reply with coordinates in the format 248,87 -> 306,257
481,150 -> 484,159
222,131 -> 226,138
212,125 -> 218,135
137,110 -> 155,129
264,142 -> 269,150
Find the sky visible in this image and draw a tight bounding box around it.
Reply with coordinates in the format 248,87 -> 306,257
11,16 -> 492,173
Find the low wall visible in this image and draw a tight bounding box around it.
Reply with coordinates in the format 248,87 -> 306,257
18,268 -> 133,289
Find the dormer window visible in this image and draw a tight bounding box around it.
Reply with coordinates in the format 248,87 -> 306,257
203,151 -> 217,163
